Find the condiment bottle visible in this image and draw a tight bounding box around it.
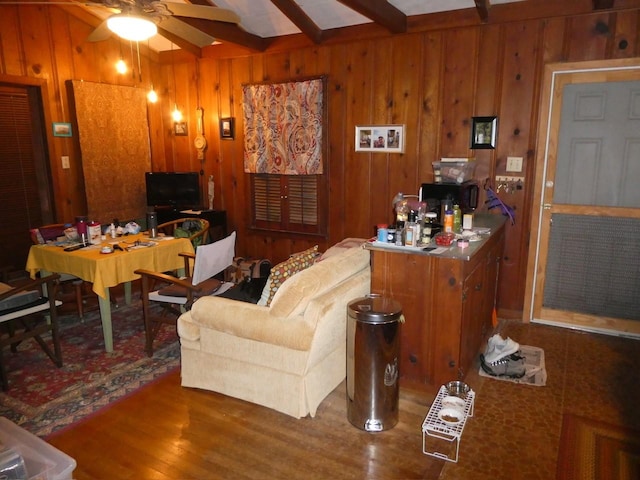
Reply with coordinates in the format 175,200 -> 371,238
453,204 -> 462,233
421,212 -> 437,245
444,209 -> 454,233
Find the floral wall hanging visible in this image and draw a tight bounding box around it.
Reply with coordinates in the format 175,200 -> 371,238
242,77 -> 324,175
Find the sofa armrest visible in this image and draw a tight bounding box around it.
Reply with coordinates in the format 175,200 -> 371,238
304,268 -> 370,369
179,296 -> 315,351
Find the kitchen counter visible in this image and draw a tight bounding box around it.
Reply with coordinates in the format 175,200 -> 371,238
366,213 -> 506,390
365,213 -> 505,261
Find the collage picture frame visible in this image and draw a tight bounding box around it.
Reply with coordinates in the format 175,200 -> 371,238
355,124 -> 405,153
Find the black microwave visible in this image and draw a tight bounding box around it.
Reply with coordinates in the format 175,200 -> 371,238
419,181 -> 479,223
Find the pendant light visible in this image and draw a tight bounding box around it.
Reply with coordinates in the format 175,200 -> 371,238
170,43 -> 182,122
144,40 -> 157,103
115,42 -> 127,74
115,58 -> 127,74
147,86 -> 158,103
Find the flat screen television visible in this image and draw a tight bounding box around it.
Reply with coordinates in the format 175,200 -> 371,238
145,172 -> 201,208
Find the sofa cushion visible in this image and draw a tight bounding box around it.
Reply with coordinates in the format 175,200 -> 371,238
265,246 -> 318,306
318,238 -> 367,261
269,246 -> 370,318
0,282 -> 43,314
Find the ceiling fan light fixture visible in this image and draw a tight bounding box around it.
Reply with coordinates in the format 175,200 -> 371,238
107,14 -> 157,42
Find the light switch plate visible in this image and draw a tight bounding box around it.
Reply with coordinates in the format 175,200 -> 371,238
506,156 -> 523,172
61,156 -> 70,169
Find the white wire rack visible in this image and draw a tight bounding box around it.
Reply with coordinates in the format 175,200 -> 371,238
421,385 -> 475,463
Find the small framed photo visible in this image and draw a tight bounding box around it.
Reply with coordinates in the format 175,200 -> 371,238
470,116 -> 497,149
52,122 -> 72,137
355,124 -> 405,153
174,122 -> 188,136
220,117 -> 235,140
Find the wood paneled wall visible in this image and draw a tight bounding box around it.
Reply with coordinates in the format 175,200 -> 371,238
1,3 -> 638,317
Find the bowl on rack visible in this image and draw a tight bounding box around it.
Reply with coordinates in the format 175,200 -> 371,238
445,380 -> 470,399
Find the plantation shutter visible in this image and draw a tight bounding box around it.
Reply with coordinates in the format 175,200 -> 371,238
252,174 -> 320,233
0,85 -> 52,270
288,175 -> 318,226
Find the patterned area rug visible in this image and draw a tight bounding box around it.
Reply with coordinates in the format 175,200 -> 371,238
556,414 -> 640,480
0,301 -> 180,437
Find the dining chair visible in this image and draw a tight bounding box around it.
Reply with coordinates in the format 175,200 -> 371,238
156,218 -> 210,247
134,231 -> 236,356
0,273 -> 63,390
31,223 -> 88,319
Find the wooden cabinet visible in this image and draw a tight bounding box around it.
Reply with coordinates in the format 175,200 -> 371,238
369,215 -> 505,391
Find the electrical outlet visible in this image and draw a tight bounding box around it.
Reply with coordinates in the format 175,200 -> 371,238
61,156 -> 70,169
506,156 -> 523,172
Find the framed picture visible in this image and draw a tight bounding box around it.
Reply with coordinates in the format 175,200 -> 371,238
52,122 -> 72,137
174,122 -> 188,136
220,117 -> 235,140
470,116 -> 497,149
355,124 -> 405,153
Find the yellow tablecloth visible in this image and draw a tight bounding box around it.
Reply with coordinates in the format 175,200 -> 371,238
26,234 -> 195,299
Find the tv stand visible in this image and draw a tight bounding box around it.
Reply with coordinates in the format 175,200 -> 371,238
156,207 -> 227,243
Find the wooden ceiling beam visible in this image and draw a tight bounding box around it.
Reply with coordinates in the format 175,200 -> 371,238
180,17 -> 272,52
474,0 -> 490,23
336,0 -> 407,34
156,27 -> 203,57
270,0 -> 324,44
183,0 -> 272,51
592,0 -> 615,9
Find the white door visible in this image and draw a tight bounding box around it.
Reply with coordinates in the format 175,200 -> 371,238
525,59 -> 640,338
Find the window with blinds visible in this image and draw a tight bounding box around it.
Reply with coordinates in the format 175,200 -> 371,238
252,174 -> 323,235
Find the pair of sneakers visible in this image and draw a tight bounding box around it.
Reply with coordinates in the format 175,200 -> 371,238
480,334 -> 525,378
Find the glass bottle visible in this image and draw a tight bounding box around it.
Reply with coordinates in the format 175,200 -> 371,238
404,210 -> 417,247
453,204 -> 462,233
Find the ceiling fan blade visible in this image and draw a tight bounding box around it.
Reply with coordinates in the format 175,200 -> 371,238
159,15 -> 215,48
87,20 -> 113,42
161,2 -> 240,24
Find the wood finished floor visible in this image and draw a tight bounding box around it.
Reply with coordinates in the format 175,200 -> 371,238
45,320 -> 640,480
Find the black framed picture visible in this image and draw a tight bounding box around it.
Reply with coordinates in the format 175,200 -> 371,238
220,117 -> 235,140
470,116 -> 497,149
174,122 -> 188,136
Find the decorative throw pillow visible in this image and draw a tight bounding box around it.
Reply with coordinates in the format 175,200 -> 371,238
265,245 -> 318,306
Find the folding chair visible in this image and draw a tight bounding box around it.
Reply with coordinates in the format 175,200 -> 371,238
0,274 -> 63,390
134,231 -> 236,356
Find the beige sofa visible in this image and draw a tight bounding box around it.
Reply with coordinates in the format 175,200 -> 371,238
177,243 -> 370,418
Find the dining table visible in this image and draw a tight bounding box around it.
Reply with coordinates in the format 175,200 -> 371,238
25,233 -> 195,352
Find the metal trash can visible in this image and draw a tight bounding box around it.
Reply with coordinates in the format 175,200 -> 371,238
347,294 -> 403,432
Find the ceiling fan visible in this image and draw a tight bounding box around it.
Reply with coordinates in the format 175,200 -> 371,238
6,0 -> 241,49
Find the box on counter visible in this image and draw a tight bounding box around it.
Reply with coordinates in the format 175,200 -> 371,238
0,418 -> 76,480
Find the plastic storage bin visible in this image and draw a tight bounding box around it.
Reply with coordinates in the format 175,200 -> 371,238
0,417 -> 76,480
432,161 -> 476,184
346,294 -> 403,432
